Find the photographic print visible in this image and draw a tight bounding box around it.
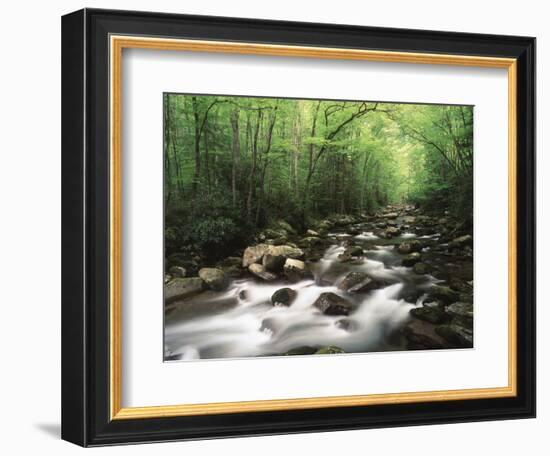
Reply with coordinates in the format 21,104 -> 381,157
163,94 -> 474,361
62,11 -> 535,444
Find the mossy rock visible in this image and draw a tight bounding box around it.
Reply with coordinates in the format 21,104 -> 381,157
315,346 -> 345,355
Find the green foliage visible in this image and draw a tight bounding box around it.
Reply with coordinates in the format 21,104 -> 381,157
166,191 -> 253,260
392,104 -> 474,219
188,217 -> 241,254
163,93 -> 473,259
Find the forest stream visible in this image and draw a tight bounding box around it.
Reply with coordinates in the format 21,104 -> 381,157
164,204 -> 474,361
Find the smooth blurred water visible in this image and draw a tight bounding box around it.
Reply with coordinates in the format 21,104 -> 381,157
164,232 -> 438,361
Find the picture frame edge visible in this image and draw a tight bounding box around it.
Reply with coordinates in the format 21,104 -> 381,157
61,8 -> 536,447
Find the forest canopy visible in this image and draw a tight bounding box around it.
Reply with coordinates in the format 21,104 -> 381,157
164,94 -> 473,260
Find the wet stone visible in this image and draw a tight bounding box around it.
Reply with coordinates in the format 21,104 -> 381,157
313,292 -> 354,316
262,254 -> 287,272
271,288 -> 297,307
338,272 -> 371,292
283,258 -> 312,282
198,268 -> 229,291
238,289 -> 248,300
242,244 -> 270,268
248,263 -> 277,281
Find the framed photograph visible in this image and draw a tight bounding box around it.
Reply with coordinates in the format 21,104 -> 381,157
61,8 -> 536,446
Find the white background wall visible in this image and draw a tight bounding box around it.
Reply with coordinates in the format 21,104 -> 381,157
0,0 -> 545,454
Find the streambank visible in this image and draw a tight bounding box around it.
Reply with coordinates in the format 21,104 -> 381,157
164,205 -> 474,361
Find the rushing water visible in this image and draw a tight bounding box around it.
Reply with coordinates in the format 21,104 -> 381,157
164,230 -> 439,361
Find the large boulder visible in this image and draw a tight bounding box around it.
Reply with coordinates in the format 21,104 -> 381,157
165,277 -> 204,304
248,263 -> 277,281
435,324 -> 473,347
262,245 -> 305,272
266,245 -> 305,260
283,258 -> 312,282
262,254 -> 287,272
242,244 -> 270,267
271,288 -> 297,306
313,292 -> 354,316
427,285 -> 460,304
198,268 -> 229,291
338,272 -> 370,291
338,272 -> 385,293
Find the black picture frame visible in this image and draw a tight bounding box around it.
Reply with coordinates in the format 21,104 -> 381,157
62,8 -> 536,447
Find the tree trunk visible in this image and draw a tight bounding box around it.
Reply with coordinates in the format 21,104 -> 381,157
255,108 -> 277,225
360,150 -> 371,213
302,101 -> 321,219
247,110 -> 262,222
192,96 -> 201,195
292,114 -> 300,198
230,108 -> 240,207
166,95 -> 184,201
163,95 -> 172,210
203,128 -> 210,194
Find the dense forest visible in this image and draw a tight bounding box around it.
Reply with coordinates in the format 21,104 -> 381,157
163,94 -> 475,359
164,94 -> 473,263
